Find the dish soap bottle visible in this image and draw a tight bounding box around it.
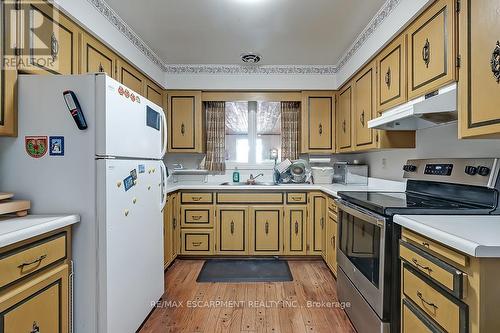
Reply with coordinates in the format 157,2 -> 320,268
232,167 -> 240,183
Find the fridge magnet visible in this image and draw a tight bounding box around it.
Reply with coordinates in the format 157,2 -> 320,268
138,164 -> 145,173
25,136 -> 48,158
49,136 -> 65,156
130,169 -> 138,180
123,175 -> 135,191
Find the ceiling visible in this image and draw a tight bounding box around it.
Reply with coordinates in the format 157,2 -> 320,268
105,0 -> 386,66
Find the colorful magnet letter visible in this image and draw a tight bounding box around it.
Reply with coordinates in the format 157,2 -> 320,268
25,136 -> 48,158
49,136 -> 65,156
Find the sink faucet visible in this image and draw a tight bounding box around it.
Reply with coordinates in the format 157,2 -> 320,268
247,173 -> 264,184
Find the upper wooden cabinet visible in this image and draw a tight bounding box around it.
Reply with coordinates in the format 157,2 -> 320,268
458,0 -> 500,138
376,34 -> 407,112
167,91 -> 204,153
301,91 -> 335,154
406,0 -> 457,99
118,59 -> 145,96
353,63 -> 377,149
145,80 -> 164,108
336,84 -> 353,152
80,34 -> 117,78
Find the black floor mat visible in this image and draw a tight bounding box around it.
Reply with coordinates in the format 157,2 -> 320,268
196,259 -> 293,283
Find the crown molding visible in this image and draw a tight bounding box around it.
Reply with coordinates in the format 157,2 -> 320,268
89,0 -> 401,75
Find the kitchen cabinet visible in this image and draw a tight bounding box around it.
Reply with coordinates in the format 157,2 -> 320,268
80,34 -> 117,78
163,194 -> 174,267
216,206 -> 248,255
284,206 -> 307,255
376,34 -> 407,112
0,1 -> 17,136
324,198 -> 338,276
250,206 -> 283,255
458,0 -> 500,138
181,229 -> 214,255
180,205 -> 214,229
336,84 -> 353,152
118,59 -> 145,95
308,193 -> 326,255
301,91 -> 335,154
167,91 -> 204,153
406,0 -> 457,100
145,80 -> 164,108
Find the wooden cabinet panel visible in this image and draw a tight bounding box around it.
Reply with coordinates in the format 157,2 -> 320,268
251,207 -> 282,255
167,91 -> 203,152
286,192 -> 307,205
309,193 -> 326,255
181,229 -> 213,254
118,60 -> 145,95
181,205 -> 213,228
80,34 -> 116,78
402,299 -> 442,333
181,192 -> 213,204
217,192 -> 283,204
145,80 -> 163,108
18,1 -> 79,75
325,211 -> 338,275
0,264 -> 69,333
353,63 -> 376,149
407,0 -> 457,99
301,91 -> 335,153
377,34 -> 407,112
163,196 -> 174,267
336,85 -> 352,152
284,206 -> 307,255
217,206 -> 248,254
458,0 -> 500,138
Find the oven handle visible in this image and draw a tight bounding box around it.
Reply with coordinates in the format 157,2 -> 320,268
335,200 -> 386,227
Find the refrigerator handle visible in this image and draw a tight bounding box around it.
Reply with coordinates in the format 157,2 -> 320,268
160,161 -> 168,211
161,111 -> 167,158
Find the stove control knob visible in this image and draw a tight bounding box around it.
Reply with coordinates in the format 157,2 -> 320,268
403,164 -> 417,172
465,166 -> 478,176
478,166 -> 491,176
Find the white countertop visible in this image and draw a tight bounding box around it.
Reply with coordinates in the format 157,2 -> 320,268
394,215 -> 500,258
0,215 -> 80,248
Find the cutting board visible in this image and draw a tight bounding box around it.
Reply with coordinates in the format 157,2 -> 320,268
0,199 -> 30,217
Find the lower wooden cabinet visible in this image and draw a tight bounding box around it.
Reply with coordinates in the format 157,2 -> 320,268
181,205 -> 214,229
309,193 -> 326,255
284,206 -> 307,255
163,193 -> 180,267
181,229 -> 214,255
250,206 -> 283,255
402,298 -> 444,333
324,201 -> 338,276
216,206 -> 248,255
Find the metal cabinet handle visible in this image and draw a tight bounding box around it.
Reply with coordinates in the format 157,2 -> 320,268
491,41 -> 500,83
412,258 -> 433,274
385,67 -> 391,88
342,120 -> 346,133
294,221 -> 299,235
172,217 -> 177,229
291,196 -> 301,201
30,321 -> 40,333
332,235 -> 336,246
417,291 -> 438,310
422,38 -> 431,68
230,221 -> 235,234
265,221 -> 269,234
192,241 -> 202,247
360,110 -> 365,127
422,241 -> 430,248
320,217 -> 324,229
192,215 -> 202,221
18,254 -> 47,269
50,32 -> 59,61
192,196 -> 202,201
181,123 -> 185,135
98,62 -> 104,73
319,123 -> 323,135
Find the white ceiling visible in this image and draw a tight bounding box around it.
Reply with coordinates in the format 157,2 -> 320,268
105,0 -> 386,66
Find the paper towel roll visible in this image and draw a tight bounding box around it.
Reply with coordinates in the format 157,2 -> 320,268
309,157 -> 331,164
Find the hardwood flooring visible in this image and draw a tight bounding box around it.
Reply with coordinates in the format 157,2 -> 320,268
139,260 -> 355,333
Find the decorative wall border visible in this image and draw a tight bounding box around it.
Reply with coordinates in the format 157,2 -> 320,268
88,0 -> 401,75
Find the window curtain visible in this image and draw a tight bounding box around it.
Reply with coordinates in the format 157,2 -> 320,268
204,101 -> 226,172
281,101 -> 301,161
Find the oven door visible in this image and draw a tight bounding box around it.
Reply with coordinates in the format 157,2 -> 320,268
336,200 -> 387,319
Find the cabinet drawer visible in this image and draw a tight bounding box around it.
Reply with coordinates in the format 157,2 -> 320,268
181,192 -> 213,204
181,206 -> 213,228
181,230 -> 213,254
217,193 -> 283,204
327,197 -> 338,214
402,298 -> 445,333
400,241 -> 465,298
286,193 -> 307,204
402,229 -> 467,268
0,264 -> 69,333
0,233 -> 67,289
402,264 -> 468,333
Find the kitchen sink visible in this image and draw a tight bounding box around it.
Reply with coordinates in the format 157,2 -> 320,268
220,181 -> 277,186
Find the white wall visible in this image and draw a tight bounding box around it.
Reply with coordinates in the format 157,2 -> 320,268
53,0 -> 165,86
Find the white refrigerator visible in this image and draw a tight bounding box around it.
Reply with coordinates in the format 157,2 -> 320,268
0,73 -> 167,333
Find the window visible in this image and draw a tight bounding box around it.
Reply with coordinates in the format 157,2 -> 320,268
225,101 -> 281,165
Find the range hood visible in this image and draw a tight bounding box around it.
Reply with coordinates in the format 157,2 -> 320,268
368,83 -> 457,130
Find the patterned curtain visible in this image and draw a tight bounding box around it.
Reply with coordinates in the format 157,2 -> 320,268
204,101 -> 226,172
281,101 -> 301,161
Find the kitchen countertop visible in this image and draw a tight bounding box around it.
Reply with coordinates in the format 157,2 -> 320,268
166,178 -> 406,198
394,215 -> 500,258
0,215 -> 80,248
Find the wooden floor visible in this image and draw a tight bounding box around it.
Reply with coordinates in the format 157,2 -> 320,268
139,260 -> 355,333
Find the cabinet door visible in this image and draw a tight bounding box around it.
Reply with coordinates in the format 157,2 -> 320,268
284,206 -> 307,255
217,206 -> 248,255
301,91 -> 335,153
0,264 -> 69,333
118,59 -> 145,95
458,0 -> 500,138
251,207 -> 282,255
171,194 -> 180,258
167,91 -> 203,152
337,85 -> 352,152
163,196 -> 174,267
18,1 -> 79,75
80,34 -> 116,78
308,193 -> 326,255
326,212 -> 338,276
377,34 -> 407,112
145,80 -> 164,108
354,64 -> 376,149
0,1 -> 17,136
402,299 -> 442,333
407,0 -> 457,99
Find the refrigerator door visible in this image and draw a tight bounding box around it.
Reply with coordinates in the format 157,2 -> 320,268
97,158 -> 164,333
96,75 -> 166,159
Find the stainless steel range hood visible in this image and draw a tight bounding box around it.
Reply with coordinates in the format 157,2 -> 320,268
368,83 -> 457,130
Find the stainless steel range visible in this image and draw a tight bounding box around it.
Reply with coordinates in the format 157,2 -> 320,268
336,158 -> 500,333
